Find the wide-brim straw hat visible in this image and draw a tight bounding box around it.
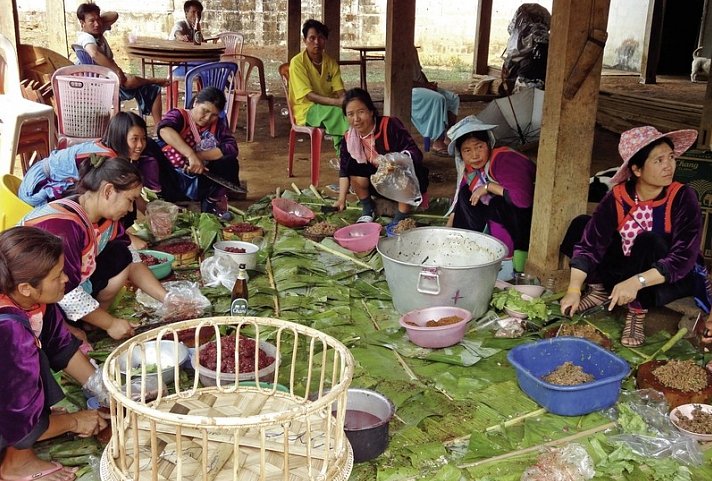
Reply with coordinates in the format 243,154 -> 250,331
610,126 -> 698,185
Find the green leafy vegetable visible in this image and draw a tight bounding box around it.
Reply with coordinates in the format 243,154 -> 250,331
490,289 -> 551,325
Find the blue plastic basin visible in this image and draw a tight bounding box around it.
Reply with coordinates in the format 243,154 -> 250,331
507,337 -> 630,416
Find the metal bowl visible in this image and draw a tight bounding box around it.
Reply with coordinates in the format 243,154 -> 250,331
118,340 -> 188,387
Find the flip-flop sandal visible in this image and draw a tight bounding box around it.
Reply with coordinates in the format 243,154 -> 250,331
0,461 -> 76,481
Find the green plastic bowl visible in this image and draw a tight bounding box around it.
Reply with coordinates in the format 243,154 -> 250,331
138,249 -> 175,280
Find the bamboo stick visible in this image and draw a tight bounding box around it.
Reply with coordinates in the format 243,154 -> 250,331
291,183 -> 301,194
227,205 -> 245,217
309,185 -> 323,200
443,408 -> 547,447
265,256 -> 281,317
456,421 -> 616,469
484,408 -> 547,433
307,239 -> 376,270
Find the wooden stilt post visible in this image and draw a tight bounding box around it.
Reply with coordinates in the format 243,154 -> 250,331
527,0 -> 611,286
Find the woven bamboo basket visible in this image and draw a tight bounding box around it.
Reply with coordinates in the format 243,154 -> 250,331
101,316 -> 355,481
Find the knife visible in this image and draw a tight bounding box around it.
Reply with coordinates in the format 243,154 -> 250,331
579,299 -> 612,318
201,171 -> 246,194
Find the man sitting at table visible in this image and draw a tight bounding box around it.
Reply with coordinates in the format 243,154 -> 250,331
76,3 -> 167,125
288,19 -> 349,150
170,0 -> 203,42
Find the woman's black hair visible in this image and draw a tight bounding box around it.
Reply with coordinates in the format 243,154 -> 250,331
192,86 -> 226,111
302,19 -> 329,39
76,156 -> 142,194
455,130 -> 491,154
628,137 -> 675,174
0,226 -> 63,293
342,88 -> 379,117
102,112 -> 146,158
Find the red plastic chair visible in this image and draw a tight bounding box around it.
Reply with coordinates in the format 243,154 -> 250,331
51,65 -> 120,148
278,63 -> 323,186
225,54 -> 275,142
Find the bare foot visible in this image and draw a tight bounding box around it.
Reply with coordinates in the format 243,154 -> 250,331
0,460 -> 77,481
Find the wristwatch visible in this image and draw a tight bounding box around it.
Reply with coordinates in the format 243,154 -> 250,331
637,274 -> 647,287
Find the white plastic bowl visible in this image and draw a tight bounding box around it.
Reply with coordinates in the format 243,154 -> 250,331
118,340 -> 188,387
504,306 -> 528,319
669,403 -> 712,441
512,284 -> 546,298
214,240 -> 259,270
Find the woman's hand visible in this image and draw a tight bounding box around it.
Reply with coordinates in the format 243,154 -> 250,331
701,312 -> 712,345
186,152 -> 206,174
469,185 -> 488,206
106,317 -> 135,340
333,198 -> 346,211
128,233 -> 147,251
609,277 -> 642,308
72,409 -> 109,438
560,291 -> 582,316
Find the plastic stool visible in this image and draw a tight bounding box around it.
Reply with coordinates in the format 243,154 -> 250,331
0,35 -> 55,175
0,174 -> 32,231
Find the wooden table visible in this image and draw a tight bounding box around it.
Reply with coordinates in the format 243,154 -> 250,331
342,45 -> 385,91
126,38 -> 225,110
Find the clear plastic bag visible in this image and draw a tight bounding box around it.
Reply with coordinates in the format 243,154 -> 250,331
82,368 -> 109,407
604,389 -> 704,466
145,200 -> 179,240
370,152 -> 422,206
521,443 -> 595,481
136,281 -> 211,323
200,255 -> 240,290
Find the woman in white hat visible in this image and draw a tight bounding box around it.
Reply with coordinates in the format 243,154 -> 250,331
560,126 -> 710,347
445,115 -> 536,269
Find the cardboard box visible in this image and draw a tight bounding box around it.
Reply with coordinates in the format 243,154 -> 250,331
674,149 -> 712,209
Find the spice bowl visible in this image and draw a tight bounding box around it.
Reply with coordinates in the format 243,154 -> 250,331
507,337 -> 630,416
399,306 -> 472,348
213,240 -> 259,270
138,249 -> 175,280
194,338 -> 278,386
669,403 -> 712,441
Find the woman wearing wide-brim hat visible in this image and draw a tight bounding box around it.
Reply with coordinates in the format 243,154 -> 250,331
560,126 -> 711,347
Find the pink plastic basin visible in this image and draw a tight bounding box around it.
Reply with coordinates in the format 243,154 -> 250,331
271,198 -> 315,228
333,222 -> 382,253
399,306 -> 472,348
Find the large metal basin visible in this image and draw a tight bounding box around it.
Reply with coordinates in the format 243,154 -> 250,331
377,227 -> 507,317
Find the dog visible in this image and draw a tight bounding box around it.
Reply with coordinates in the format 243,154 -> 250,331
691,47 -> 710,82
